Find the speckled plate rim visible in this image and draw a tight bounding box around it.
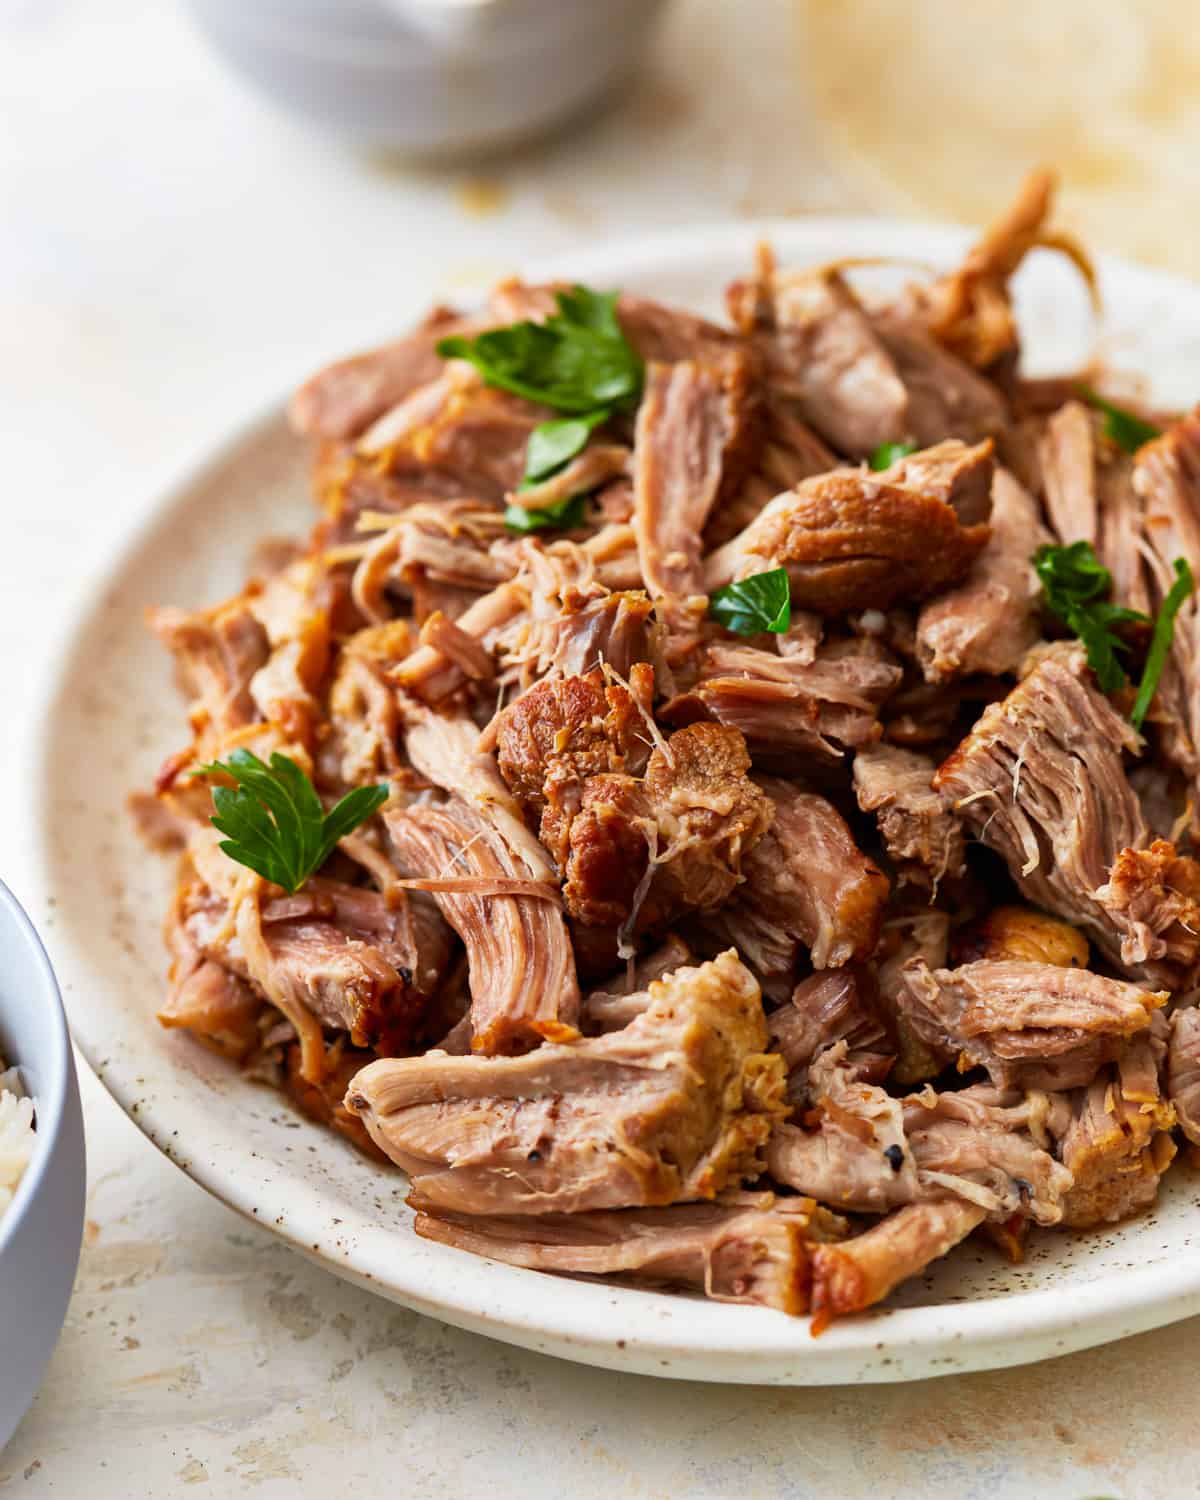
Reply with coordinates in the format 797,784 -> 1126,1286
17,218 -> 1200,1384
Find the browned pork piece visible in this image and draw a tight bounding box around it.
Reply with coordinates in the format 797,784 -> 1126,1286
632,353 -> 759,646
1167,1007 -> 1200,1147
900,167 -> 1068,371
554,722 -> 774,948
495,665 -> 655,842
934,644 -> 1200,988
1040,400 -> 1149,612
386,707 -> 581,1053
162,855 -> 452,1078
289,305 -> 493,441
412,1192 -> 847,1315
709,777 -> 888,996
350,502 -> 512,623
809,1199 -> 985,1331
951,906 -> 1089,968
868,311 -> 1010,448
354,369 -> 551,502
915,469 -> 1049,681
703,440 -> 994,615
579,934 -> 691,1036
1054,1022 -> 1176,1227
767,1042 -> 917,1213
706,393 -> 838,548
852,743 -> 965,889
894,958 -> 1166,1091
876,909 -> 952,1087
728,260 -> 909,458
770,1041 -> 1072,1226
390,538 -> 654,708
345,950 -> 788,1214
767,969 -> 893,1103
149,600 -> 269,741
661,641 -> 901,764
1133,411 -> 1200,791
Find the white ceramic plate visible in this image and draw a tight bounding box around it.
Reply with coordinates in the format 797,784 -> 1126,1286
19,221 -> 1200,1384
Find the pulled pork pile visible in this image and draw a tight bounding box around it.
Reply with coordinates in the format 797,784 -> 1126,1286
135,170 -> 1200,1332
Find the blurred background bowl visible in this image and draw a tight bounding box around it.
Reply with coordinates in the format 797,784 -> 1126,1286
0,881 -> 85,1452
185,0 -> 670,156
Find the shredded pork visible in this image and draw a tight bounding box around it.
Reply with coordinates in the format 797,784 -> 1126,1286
135,172 -> 1200,1334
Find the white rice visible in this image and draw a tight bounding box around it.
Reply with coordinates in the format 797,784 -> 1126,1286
0,1056 -> 35,1220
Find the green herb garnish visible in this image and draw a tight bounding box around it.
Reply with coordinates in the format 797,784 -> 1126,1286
191,748 -> 389,894
869,440 -> 917,470
708,567 -> 792,636
1078,386 -> 1161,454
438,286 -> 642,413
1033,541 -> 1148,693
439,285 -> 642,529
502,492 -> 589,534
520,410 -> 609,488
1130,557 -> 1195,730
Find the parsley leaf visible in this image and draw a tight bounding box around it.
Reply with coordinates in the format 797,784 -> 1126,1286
503,492 -> 588,534
709,567 -> 792,636
869,440 -> 917,470
1130,558 -> 1195,730
1034,541 -> 1149,693
520,410 -> 608,487
1078,386 -> 1161,454
191,749 -> 389,894
437,285 -> 642,415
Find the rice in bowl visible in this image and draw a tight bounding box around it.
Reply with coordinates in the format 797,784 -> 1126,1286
0,1056 -> 35,1218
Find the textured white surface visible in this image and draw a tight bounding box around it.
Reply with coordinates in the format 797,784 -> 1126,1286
3,0 -> 1200,1491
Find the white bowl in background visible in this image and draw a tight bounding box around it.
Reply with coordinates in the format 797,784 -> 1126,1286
0,881 -> 86,1451
185,0 -> 670,156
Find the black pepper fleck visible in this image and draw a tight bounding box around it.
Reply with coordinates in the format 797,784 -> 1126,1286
883,1144 -> 904,1171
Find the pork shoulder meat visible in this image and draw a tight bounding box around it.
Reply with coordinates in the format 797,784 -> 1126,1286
915,468 -> 1049,682
809,1199 -> 986,1331
703,440 -> 993,616
894,957 -> 1166,1092
412,1192 -> 847,1315
388,706 -> 582,1053
554,721 -> 774,942
1133,411 -> 1200,793
709,777 -> 888,995
345,950 -> 788,1215
852,743 -> 966,890
935,644 -> 1200,989
632,352 -> 760,647
1053,1023 -> 1177,1228
1167,1006 -> 1200,1147
661,641 -> 901,765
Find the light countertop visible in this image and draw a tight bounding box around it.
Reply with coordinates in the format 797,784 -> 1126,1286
2,2 -> 1198,1494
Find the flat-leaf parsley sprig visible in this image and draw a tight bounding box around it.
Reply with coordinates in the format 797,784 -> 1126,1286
1033,541 -> 1148,693
1130,557 -> 1195,730
1077,386 -> 1161,455
438,285 -> 643,532
1033,541 -> 1195,724
708,567 -> 792,636
191,748 -> 389,894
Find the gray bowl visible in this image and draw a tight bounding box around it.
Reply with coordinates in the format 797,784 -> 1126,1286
0,881 -> 85,1451
185,0 -> 669,156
